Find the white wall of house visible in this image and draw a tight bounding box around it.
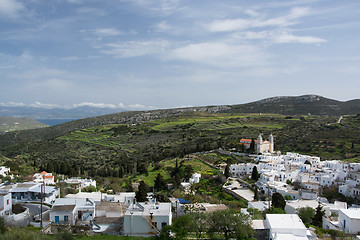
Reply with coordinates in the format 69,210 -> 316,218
50,210 -> 76,224
338,209 -> 360,234
123,202 -> 172,237
124,214 -> 171,236
0,193 -> 12,216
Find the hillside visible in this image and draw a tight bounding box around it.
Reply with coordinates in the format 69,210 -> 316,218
0,95 -> 359,148
1,111 -> 360,181
226,95 -> 360,115
0,117 -> 47,133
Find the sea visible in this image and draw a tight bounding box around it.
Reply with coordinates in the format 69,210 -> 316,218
36,119 -> 78,126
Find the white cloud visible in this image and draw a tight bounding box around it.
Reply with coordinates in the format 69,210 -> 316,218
94,28 -> 123,37
0,0 -> 25,19
154,21 -> 183,34
206,7 -> 311,32
0,101 -> 154,110
168,42 -> 268,68
0,102 -> 26,107
272,31 -> 326,44
233,30 -> 327,44
100,40 -> 171,58
29,102 -> 61,109
20,51 -> 33,60
127,103 -> 155,110
126,0 -> 181,16
73,102 -> 118,109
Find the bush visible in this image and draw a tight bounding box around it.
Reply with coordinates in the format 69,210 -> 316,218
12,204 -> 26,214
0,216 -> 7,234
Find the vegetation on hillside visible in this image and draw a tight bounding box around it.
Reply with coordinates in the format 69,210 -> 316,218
1,112 -> 360,183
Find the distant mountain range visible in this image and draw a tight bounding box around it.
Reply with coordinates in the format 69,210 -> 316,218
0,105 -> 127,119
1,95 -> 359,120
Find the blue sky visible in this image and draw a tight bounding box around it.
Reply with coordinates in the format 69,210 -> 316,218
0,0 -> 359,110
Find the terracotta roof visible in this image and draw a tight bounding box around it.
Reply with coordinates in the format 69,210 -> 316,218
240,139 -> 258,143
41,171 -> 47,175
43,176 -> 54,179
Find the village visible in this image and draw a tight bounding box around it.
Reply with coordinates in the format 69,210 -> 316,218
0,134 -> 360,240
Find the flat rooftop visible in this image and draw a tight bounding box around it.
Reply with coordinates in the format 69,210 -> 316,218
340,208 -> 360,219
266,214 -> 306,230
125,202 -> 171,216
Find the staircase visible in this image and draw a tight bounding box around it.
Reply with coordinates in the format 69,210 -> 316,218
142,215 -> 160,235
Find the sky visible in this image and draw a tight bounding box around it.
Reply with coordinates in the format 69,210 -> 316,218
0,0 -> 359,110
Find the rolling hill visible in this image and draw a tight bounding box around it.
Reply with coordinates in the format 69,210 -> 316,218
0,95 -> 359,148
0,117 -> 47,133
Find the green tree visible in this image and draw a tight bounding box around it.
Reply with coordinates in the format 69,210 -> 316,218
208,210 -> 254,240
298,207 -> 315,224
249,138 -> 256,153
0,216 -> 7,234
154,173 -> 167,191
254,186 -> 259,201
173,173 -> 181,189
184,165 -> 194,180
312,204 -> 325,227
224,164 -> 230,178
168,214 -> 195,240
265,207 -> 286,214
85,185 -> 96,192
271,192 -> 286,210
191,212 -> 208,239
136,180 -> 148,202
251,166 -> 259,181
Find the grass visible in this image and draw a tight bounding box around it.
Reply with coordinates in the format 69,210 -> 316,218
133,157 -> 220,186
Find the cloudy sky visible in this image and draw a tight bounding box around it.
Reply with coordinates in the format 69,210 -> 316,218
1,0 -> 359,110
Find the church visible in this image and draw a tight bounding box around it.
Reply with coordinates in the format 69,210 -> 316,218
240,134 -> 274,154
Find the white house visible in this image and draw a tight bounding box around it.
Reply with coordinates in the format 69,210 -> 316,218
189,173 -> 201,184
338,208 -> 360,234
33,171 -> 55,185
0,192 -> 12,216
64,177 -> 96,189
49,198 -> 96,225
265,214 -> 311,240
123,201 -> 172,237
285,200 -> 330,217
248,201 -> 270,211
0,166 -> 10,177
3,182 -> 59,204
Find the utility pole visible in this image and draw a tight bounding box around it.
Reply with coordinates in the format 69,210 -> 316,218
41,180 -> 44,228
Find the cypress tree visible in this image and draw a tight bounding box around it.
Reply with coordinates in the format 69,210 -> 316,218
251,166 -> 259,181
312,204 -> 325,227
154,173 -> 167,191
271,192 -> 286,210
224,164 -> 230,178
136,181 -> 148,202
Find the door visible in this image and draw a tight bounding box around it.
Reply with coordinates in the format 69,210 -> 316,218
55,216 -> 59,223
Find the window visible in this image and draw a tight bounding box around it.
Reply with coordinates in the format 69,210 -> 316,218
162,222 -> 167,228
64,215 -> 69,222
7,199 -> 9,205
